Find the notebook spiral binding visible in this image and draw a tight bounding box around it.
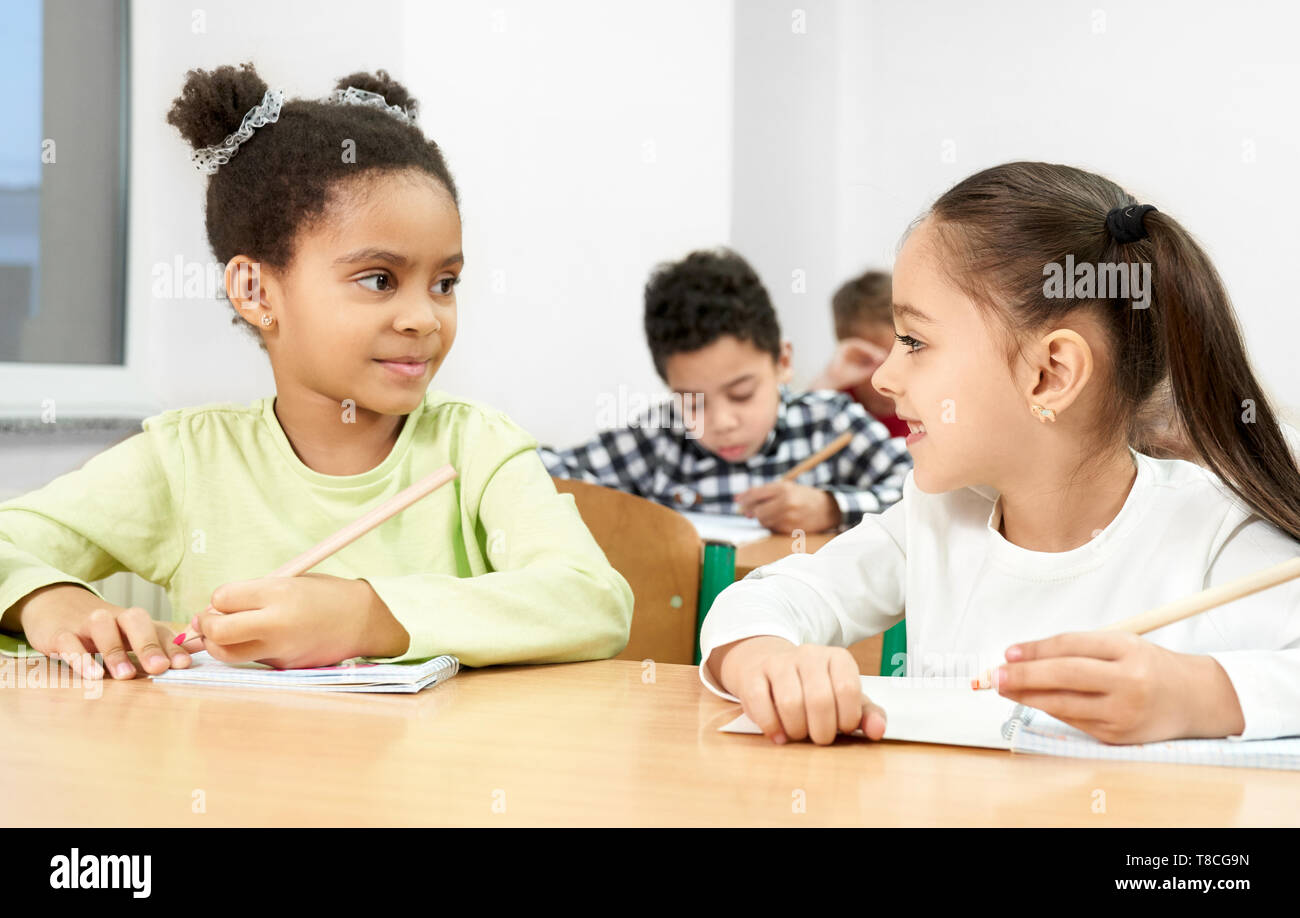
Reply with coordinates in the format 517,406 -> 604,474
1001,703 -> 1034,744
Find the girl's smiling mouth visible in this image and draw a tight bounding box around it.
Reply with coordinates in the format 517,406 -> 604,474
374,357 -> 430,378
899,416 -> 926,445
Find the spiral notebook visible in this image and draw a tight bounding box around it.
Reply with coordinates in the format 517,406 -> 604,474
719,674 -> 1300,770
149,651 -> 459,694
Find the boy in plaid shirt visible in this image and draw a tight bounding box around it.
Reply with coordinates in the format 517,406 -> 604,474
538,249 -> 912,533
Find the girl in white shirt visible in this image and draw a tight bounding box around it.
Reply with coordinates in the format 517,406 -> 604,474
701,161 -> 1300,746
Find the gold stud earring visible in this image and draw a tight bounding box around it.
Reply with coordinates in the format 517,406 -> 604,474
1031,404 -> 1056,422
261,314 -> 274,327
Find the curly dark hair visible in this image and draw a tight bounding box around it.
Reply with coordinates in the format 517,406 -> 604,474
643,248 -> 781,380
166,61 -> 459,348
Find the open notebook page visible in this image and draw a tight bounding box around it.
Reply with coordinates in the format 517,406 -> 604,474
1008,707 -> 1300,769
721,674 -> 1300,769
680,510 -> 773,546
720,675 -> 1017,750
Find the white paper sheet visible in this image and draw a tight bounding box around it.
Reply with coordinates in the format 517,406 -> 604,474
720,674 -> 1018,749
680,510 -> 773,546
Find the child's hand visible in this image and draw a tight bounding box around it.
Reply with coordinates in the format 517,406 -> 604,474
811,337 -> 889,391
995,632 -> 1246,744
195,573 -> 401,669
711,636 -> 887,745
13,584 -> 198,680
736,481 -> 841,533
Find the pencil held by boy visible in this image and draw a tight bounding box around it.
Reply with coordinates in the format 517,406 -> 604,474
539,249 -> 913,534
701,162 -> 1300,747
0,63 -> 632,680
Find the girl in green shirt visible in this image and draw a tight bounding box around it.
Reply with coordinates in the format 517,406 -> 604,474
0,63 -> 633,679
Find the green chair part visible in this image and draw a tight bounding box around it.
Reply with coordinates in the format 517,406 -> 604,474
880,619 -> 906,677
694,541 -> 736,665
692,540 -> 906,679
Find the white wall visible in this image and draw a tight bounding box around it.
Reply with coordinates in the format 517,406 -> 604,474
731,0 -> 840,392
816,0 -> 1300,418
400,0 -> 734,444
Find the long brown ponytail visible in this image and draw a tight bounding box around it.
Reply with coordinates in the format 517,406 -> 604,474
927,161 -> 1300,541
1145,211 -> 1300,540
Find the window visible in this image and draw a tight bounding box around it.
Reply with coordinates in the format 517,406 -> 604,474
0,0 -> 129,366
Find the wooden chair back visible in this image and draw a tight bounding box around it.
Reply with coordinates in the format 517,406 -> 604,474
552,478 -> 701,664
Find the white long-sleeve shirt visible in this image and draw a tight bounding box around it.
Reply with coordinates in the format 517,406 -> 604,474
698,450 -> 1300,741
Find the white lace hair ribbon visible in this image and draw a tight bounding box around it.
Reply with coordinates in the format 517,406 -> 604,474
191,88 -> 285,175
327,86 -> 418,125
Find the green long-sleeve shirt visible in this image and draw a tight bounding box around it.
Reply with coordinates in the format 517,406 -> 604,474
0,391 -> 633,667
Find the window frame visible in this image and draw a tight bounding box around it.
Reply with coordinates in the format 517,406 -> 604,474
0,0 -> 152,420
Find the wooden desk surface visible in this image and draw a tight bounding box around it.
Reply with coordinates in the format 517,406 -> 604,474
3,659 -> 1295,826
734,532 -> 836,579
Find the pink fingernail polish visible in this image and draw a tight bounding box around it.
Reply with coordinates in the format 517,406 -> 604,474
1006,645 -> 1023,661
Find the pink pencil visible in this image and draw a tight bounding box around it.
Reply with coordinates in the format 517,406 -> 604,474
174,464 -> 458,645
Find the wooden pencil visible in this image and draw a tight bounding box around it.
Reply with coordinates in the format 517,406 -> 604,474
782,430 -> 855,482
971,554 -> 1300,689
174,464 -> 458,644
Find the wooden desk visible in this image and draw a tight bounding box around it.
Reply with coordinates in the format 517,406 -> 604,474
3,659 -> 1294,826
734,532 -> 836,579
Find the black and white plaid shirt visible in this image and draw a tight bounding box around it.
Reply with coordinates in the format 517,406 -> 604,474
538,385 -> 912,530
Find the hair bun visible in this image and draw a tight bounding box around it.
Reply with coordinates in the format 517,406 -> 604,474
167,62 -> 271,151
334,69 -> 417,113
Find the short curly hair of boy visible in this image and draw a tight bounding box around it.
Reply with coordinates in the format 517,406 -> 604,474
643,248 -> 781,380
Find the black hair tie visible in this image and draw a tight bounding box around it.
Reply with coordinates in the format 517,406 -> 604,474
1105,204 -> 1158,244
